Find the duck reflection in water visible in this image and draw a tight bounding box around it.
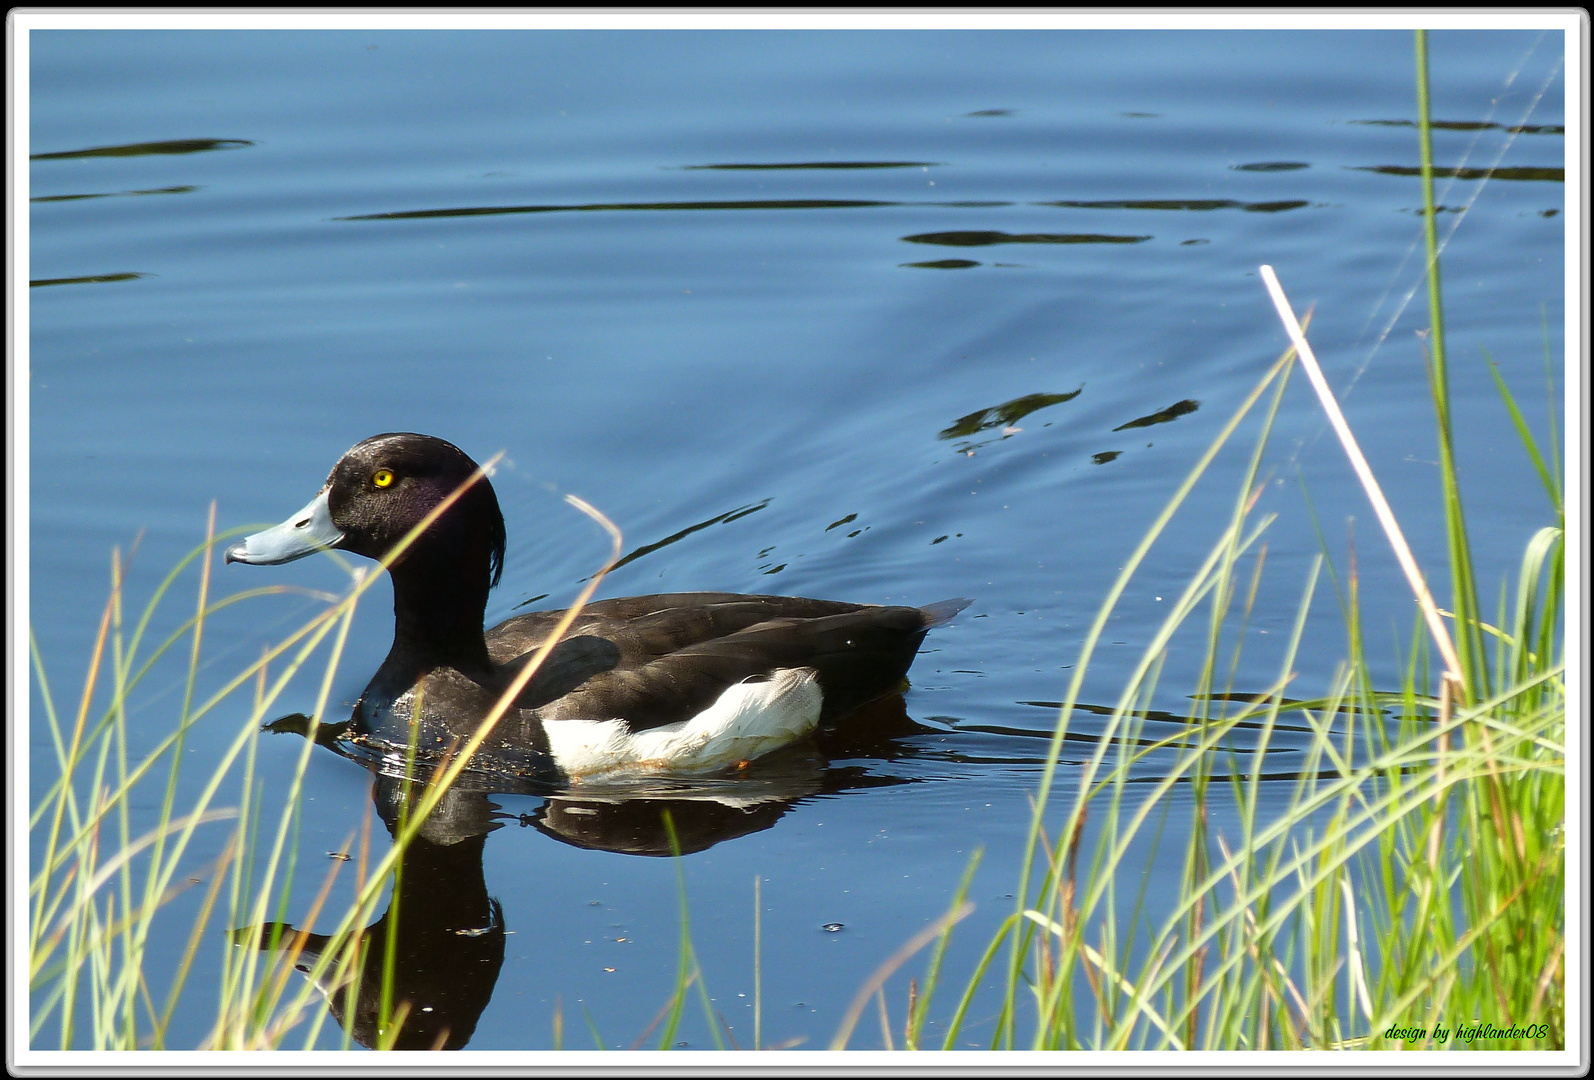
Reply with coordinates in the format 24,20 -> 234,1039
236,771 -> 506,1051
236,692 -> 932,1049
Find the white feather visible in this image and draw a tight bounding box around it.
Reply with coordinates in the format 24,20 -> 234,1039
542,667 -> 824,781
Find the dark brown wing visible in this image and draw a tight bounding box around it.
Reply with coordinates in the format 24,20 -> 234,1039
485,593 -> 872,667
534,605 -> 937,730
486,594 -> 967,732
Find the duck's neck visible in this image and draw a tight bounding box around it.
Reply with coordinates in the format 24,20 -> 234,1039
385,559 -> 493,675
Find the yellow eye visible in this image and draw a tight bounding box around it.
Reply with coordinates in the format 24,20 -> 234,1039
372,469 -> 395,488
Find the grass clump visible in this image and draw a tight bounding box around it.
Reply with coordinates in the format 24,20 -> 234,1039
908,332 -> 1564,1051
28,504 -> 365,1049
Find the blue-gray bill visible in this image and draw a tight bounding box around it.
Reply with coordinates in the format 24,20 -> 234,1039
225,486 -> 344,565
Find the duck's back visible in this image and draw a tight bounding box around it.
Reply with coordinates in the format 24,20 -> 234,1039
489,593 -> 962,731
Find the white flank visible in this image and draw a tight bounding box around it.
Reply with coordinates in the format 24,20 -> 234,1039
542,667 -> 824,780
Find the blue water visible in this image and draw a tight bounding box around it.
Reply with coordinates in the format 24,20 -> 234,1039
26,27 -> 1566,1051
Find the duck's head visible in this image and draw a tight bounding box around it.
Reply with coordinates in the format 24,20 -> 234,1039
226,433 -> 507,589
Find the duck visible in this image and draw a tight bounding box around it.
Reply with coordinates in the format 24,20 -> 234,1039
226,433 -> 967,785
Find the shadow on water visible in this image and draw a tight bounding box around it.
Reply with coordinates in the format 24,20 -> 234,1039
31,184 -> 198,203
337,198 -> 1314,228
938,390 -> 1083,454
29,272 -> 150,287
30,139 -> 250,285
935,389 -> 1202,461
1350,164 -> 1564,182
679,160 -> 941,171
507,500 -> 778,602
903,230 -> 1151,246
338,198 -> 902,221
1350,117 -> 1565,134
591,500 -> 772,582
1112,398 -> 1200,431
30,137 -> 253,159
901,258 -> 982,269
1037,198 -> 1310,213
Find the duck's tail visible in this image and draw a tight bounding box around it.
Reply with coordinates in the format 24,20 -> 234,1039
918,598 -> 974,626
